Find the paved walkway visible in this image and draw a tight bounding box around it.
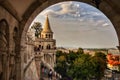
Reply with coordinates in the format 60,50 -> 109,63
42,77 -> 57,80
41,76 -> 58,80
40,72 -> 59,80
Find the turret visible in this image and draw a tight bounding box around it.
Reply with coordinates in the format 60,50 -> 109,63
41,16 -> 53,39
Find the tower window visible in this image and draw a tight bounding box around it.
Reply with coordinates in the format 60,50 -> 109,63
39,45 -> 41,48
46,44 -> 51,49
41,46 -> 43,49
49,34 -> 51,38
46,34 -> 47,38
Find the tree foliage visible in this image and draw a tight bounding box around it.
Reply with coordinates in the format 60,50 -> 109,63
31,22 -> 42,38
55,48 -> 107,80
67,51 -> 78,64
76,47 -> 84,54
94,51 -> 107,61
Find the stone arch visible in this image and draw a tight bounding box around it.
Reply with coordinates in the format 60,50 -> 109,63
0,18 -> 9,50
20,1 -> 120,79
21,0 -> 120,49
9,27 -> 18,80
0,19 -> 9,80
0,19 -> 9,50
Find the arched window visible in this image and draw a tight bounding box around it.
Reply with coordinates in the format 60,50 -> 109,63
41,46 -> 43,49
39,45 -> 41,48
13,27 -> 18,42
46,44 -> 51,49
49,34 -> 51,38
46,34 -> 48,38
0,19 -> 9,51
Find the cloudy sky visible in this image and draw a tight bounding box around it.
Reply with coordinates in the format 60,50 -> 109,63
30,1 -> 118,48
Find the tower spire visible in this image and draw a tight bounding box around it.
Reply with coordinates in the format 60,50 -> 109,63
42,15 -> 52,33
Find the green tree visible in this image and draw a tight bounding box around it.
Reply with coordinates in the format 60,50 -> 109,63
58,55 -> 66,62
70,54 -> 91,80
56,50 -> 63,57
94,52 -> 107,61
67,51 -> 78,64
68,53 -> 106,80
55,49 -> 107,80
55,55 -> 68,77
90,56 -> 106,80
76,47 -> 84,54
31,22 -> 42,38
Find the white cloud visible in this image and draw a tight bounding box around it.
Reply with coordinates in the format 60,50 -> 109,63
60,2 -> 76,14
88,12 -> 102,16
40,2 -> 81,18
40,9 -> 59,17
102,23 -> 109,27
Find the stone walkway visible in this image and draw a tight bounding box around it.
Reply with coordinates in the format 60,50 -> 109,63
41,73 -> 58,80
42,77 -> 57,80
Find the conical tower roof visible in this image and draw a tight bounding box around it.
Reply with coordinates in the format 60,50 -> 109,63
42,16 -> 53,33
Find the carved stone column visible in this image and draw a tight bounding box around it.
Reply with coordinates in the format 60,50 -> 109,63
49,55 -> 51,66
35,55 -> 42,79
9,51 -> 16,80
2,52 -> 8,80
0,20 -> 9,80
53,53 -> 56,67
15,53 -> 21,80
19,45 -> 26,80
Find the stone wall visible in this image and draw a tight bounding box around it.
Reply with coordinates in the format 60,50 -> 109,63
0,6 -> 19,80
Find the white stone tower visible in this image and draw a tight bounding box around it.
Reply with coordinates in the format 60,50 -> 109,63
35,16 -> 56,69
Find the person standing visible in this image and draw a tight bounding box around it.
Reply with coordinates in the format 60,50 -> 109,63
48,69 -> 53,80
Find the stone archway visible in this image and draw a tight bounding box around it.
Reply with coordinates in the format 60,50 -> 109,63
20,0 -> 120,48
20,0 -> 120,80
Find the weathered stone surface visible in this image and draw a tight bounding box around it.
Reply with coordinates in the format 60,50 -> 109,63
24,59 -> 39,80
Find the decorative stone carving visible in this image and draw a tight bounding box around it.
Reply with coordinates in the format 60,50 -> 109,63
9,51 -> 16,80
0,20 -> 8,80
0,20 -> 7,52
8,27 -> 19,80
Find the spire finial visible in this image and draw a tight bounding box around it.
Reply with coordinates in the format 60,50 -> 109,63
46,14 -> 49,18
41,15 -> 52,33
